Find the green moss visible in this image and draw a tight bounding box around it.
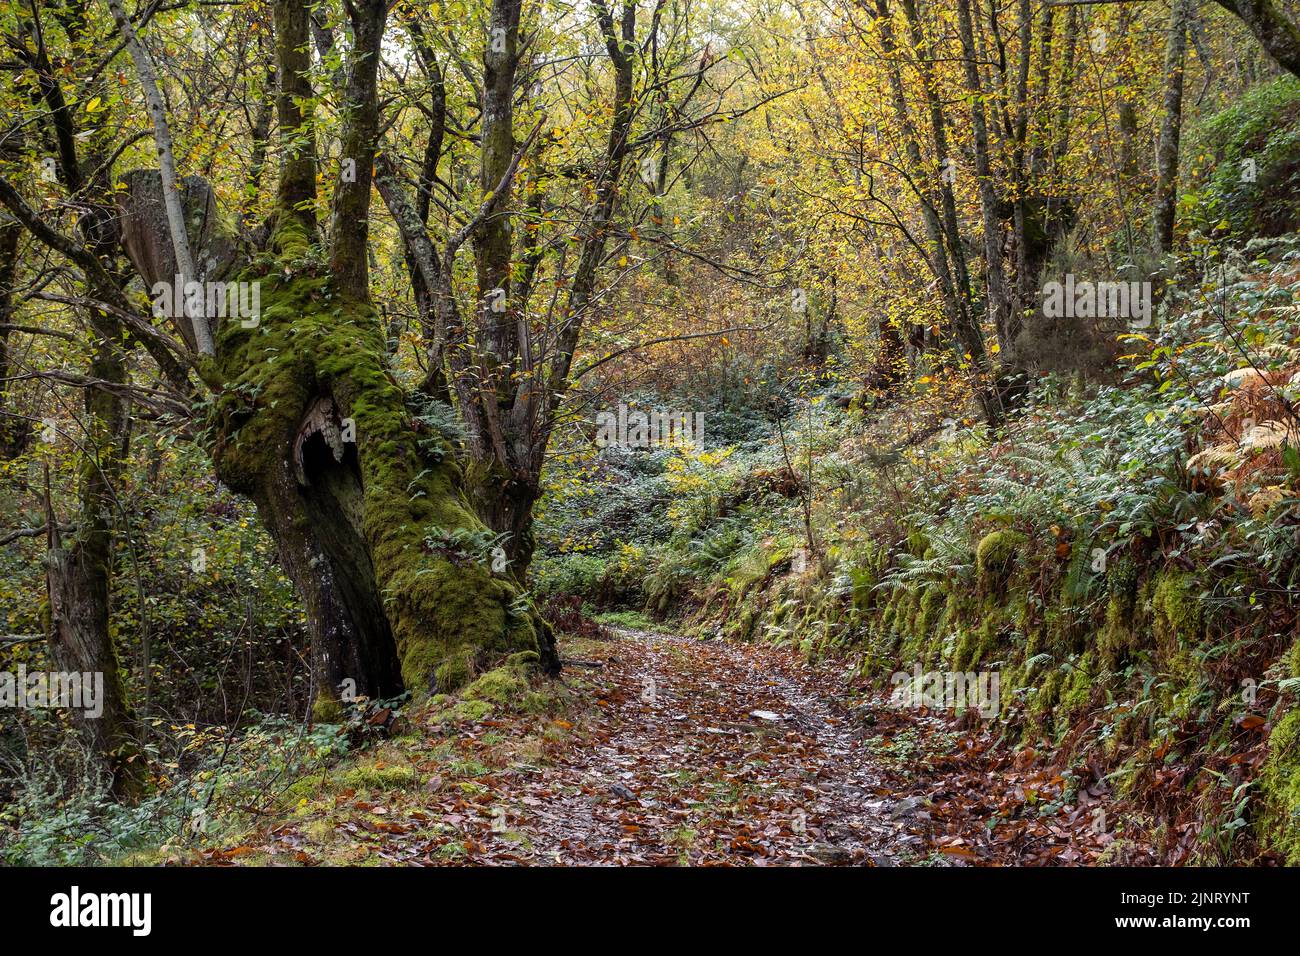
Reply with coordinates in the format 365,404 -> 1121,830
336,762 -> 421,791
1035,604 -> 1084,659
975,530 -> 1026,589
937,590 -> 969,636
952,609 -> 1007,672
847,558 -> 878,612
1031,669 -> 1064,731
1257,709 -> 1300,864
303,820 -> 336,843
312,694 -> 345,724
433,647 -> 476,694
1151,569 -> 1205,663
916,585 -> 945,639
463,651 -> 538,704
203,247 -> 553,702
425,651 -> 548,722
449,698 -> 494,722
1058,653 -> 1096,723
1287,638 -> 1300,680
950,628 -> 977,671
1099,589 -> 1137,670
878,596 -> 898,635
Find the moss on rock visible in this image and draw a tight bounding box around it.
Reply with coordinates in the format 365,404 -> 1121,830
1150,569 -> 1205,664
1258,709 -> 1300,864
976,530 -> 1026,590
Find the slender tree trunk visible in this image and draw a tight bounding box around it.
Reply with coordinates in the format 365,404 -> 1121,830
271,0 -> 318,238
1153,0 -> 1193,259
329,0 -> 387,299
106,0 -> 211,355
899,0 -> 987,372
872,0 -> 962,351
476,0 -> 523,376
1013,4 -> 1079,356
462,0 -> 534,574
1116,6 -> 1140,193
44,309 -> 145,799
0,0 -> 151,796
954,0 -> 1014,356
897,0 -> 999,423
0,220 -> 27,458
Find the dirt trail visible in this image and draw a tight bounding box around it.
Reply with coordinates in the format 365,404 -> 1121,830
501,628 -> 912,865
218,627 -> 1115,866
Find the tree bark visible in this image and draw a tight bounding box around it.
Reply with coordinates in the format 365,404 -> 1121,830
1215,0 -> 1300,77
200,267 -> 557,698
899,0 -> 987,372
43,321 -> 146,799
106,0 -> 211,355
0,220 -> 27,458
182,0 -> 559,702
1012,4 -> 1079,358
271,0 -> 318,239
329,0 -> 387,299
871,0 -> 964,355
379,0 -> 641,577
1153,0 -> 1193,260
954,0 -> 1014,357
1,0 -> 150,796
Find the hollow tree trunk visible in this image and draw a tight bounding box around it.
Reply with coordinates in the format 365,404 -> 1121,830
244,410 -> 404,717
108,0 -> 558,710
202,228 -> 557,704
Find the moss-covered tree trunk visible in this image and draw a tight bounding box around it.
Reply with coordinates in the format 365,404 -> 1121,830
202,234 -> 557,709
103,0 -> 561,716
106,0 -> 559,714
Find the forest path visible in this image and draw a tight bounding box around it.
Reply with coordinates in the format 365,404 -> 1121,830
487,627 -> 911,865
231,626 -> 927,865
220,627 -> 1112,866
